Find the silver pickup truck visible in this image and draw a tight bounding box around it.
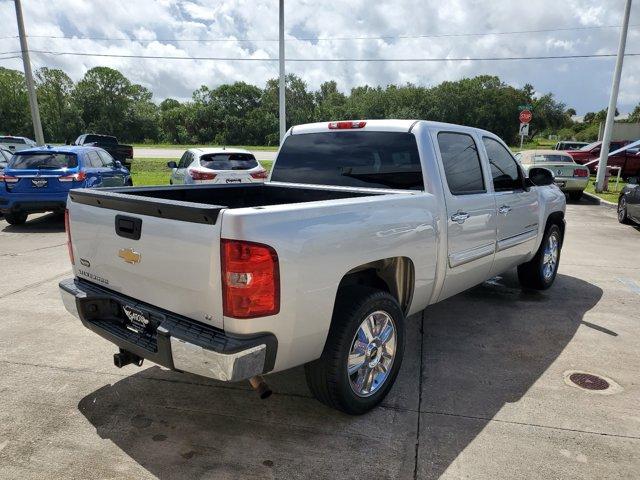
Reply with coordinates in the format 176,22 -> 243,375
59,120 -> 566,414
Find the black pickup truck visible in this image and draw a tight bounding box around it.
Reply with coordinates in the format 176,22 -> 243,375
74,134 -> 134,170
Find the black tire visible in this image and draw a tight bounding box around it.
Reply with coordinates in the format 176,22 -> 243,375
4,212 -> 28,225
618,197 -> 631,224
304,286 -> 405,415
569,191 -> 583,201
517,223 -> 562,290
125,179 -> 133,186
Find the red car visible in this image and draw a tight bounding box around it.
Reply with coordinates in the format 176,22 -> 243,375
565,141 -> 640,178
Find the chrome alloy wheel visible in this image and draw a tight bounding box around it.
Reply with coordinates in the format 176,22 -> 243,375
618,198 -> 627,222
542,233 -> 559,281
348,310 -> 397,397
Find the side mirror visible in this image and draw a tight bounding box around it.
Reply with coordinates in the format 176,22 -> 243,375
167,161 -> 178,169
627,177 -> 638,185
526,167 -> 555,187
114,160 -> 122,169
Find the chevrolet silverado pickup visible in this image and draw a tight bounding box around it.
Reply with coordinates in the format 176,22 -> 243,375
59,120 -> 566,414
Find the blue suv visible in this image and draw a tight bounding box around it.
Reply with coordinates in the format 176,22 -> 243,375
0,145 -> 132,225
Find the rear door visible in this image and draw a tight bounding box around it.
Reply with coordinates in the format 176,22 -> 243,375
433,130 -> 497,300
482,136 -> 540,275
98,150 -> 126,186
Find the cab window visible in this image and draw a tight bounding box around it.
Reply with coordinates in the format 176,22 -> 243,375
483,137 -> 523,191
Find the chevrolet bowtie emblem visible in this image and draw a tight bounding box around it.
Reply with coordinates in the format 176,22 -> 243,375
118,248 -> 141,264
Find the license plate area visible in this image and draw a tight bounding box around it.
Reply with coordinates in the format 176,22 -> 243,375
31,179 -> 48,188
121,304 -> 152,333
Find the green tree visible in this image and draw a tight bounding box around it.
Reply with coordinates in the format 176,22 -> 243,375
0,67 -> 31,137
35,67 -> 83,142
629,103 -> 640,123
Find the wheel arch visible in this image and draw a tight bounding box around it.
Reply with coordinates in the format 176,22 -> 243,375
545,211 -> 565,245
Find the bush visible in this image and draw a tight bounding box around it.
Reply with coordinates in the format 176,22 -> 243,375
575,124 -> 599,142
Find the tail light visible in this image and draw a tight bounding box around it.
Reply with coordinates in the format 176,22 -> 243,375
59,171 -> 87,182
250,169 -> 268,179
328,121 -> 366,129
0,174 -> 19,183
221,239 -> 279,318
189,169 -> 217,181
574,168 -> 588,177
64,209 -> 74,265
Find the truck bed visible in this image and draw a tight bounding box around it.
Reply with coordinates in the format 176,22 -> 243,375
69,183 -> 379,225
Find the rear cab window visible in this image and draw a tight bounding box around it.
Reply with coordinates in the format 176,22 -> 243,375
436,132 -> 485,195
9,153 -> 78,170
200,153 -> 258,171
272,131 -> 424,190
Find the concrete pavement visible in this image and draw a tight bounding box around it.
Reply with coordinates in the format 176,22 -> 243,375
0,200 -> 638,479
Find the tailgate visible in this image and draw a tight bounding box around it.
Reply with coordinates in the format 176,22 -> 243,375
67,197 -> 225,329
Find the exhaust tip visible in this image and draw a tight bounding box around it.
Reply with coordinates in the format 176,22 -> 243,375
249,375 -> 273,400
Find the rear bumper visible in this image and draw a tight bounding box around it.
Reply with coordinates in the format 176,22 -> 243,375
0,192 -> 67,214
554,177 -> 589,191
59,278 -> 277,382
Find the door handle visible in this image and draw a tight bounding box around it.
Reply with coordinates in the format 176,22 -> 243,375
499,205 -> 512,215
451,211 -> 470,224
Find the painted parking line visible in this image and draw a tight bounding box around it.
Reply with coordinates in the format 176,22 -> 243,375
616,277 -> 640,295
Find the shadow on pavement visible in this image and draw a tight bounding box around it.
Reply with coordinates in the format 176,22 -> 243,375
78,272 -> 602,479
1,212 -> 65,233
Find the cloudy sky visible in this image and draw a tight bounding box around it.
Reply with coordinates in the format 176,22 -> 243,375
1,0 -> 639,114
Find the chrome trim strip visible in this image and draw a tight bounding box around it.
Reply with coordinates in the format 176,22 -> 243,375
170,337 -> 266,382
497,227 -> 538,252
449,242 -> 495,268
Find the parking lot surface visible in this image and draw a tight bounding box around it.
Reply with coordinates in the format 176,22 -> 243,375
1,201 -> 639,479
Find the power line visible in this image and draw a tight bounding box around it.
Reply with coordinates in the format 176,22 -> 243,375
2,49 -> 638,62
0,23 -> 638,43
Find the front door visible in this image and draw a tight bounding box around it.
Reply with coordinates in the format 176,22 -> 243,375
481,136 -> 540,276
433,130 -> 497,301
172,152 -> 191,184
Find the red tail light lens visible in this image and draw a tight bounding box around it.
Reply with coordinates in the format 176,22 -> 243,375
64,209 -> 74,265
189,169 -> 217,180
0,174 -> 19,183
59,171 -> 87,182
221,239 -> 279,318
328,121 -> 366,129
574,168 -> 588,177
250,169 -> 268,179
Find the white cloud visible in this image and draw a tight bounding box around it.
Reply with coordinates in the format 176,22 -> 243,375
0,0 -> 638,113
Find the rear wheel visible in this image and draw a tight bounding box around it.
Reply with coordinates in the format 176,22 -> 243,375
305,287 -> 405,415
618,197 -> 630,224
569,191 -> 583,201
4,212 -> 28,225
518,223 -> 562,290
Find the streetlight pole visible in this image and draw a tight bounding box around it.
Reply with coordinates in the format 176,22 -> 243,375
595,0 -> 632,193
13,0 -> 44,145
278,0 -> 286,144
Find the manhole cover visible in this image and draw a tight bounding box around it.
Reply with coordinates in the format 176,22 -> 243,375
569,373 -> 609,391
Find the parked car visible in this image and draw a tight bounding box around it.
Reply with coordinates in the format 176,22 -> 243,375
73,134 -> 134,170
618,177 -> 640,225
0,147 -> 12,171
168,148 -> 268,185
566,140 -> 640,178
0,145 -> 131,225
0,135 -> 37,152
515,150 -> 589,201
59,120 -> 565,414
554,141 -> 588,151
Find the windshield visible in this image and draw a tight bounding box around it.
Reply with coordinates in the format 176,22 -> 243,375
533,154 -> 574,164
0,137 -> 25,144
84,135 -> 117,145
200,153 -> 258,170
580,142 -> 600,151
9,153 -> 78,170
272,131 -> 423,190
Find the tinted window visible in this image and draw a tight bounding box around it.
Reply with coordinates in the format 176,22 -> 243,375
84,135 -> 117,145
86,151 -> 103,168
532,154 -> 573,164
0,137 -> 25,144
200,153 -> 258,170
98,150 -> 115,167
437,132 -> 485,195
483,137 -> 522,191
178,152 -> 191,169
272,132 -> 423,190
9,153 -> 78,169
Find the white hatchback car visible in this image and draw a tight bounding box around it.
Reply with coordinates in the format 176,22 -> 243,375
168,148 -> 268,185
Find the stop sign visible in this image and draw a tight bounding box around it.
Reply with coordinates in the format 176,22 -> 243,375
519,109 -> 532,123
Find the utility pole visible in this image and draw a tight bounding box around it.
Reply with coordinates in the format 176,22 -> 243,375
595,0 -> 632,193
278,0 -> 286,144
13,0 -> 44,145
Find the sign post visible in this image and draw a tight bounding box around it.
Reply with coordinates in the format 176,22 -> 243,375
518,109 -> 532,148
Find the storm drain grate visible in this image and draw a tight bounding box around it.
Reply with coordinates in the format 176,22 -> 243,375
569,373 -> 610,391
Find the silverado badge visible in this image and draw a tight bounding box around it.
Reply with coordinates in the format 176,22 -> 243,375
118,248 -> 141,264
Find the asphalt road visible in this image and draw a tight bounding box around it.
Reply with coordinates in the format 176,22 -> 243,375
1,200 -> 639,479
134,147 -> 278,161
